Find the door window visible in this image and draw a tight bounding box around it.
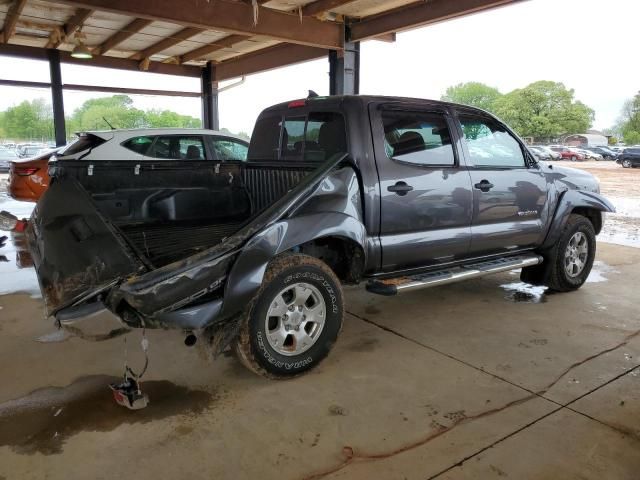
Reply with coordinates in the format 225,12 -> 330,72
382,111 -> 455,166
147,136 -> 205,160
122,136 -> 154,155
458,116 -> 526,168
210,137 -> 248,161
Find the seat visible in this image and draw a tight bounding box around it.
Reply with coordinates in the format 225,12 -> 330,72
393,131 -> 425,156
186,145 -> 202,160
317,118 -> 347,160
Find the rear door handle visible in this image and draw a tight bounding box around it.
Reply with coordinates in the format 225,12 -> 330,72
387,181 -> 414,196
474,180 -> 494,192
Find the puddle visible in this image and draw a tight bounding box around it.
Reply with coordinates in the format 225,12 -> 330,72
0,190 -> 39,298
599,197 -> 640,248
0,375 -> 215,455
36,330 -> 72,343
586,261 -> 619,283
500,282 -> 548,303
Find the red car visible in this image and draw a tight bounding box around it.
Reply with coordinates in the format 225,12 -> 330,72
549,146 -> 585,161
7,149 -> 60,202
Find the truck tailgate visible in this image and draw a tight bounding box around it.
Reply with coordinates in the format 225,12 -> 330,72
28,178 -> 146,315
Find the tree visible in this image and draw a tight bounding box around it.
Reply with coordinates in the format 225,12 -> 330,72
441,82 -> 502,112
493,81 -> 594,142
145,109 -> 201,128
619,91 -> 640,145
1,99 -> 53,140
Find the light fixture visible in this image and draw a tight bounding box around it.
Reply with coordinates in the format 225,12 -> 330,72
71,28 -> 92,59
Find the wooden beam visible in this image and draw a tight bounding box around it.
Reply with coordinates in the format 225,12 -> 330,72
45,8 -> 93,48
130,26 -> 203,60
302,0 -> 356,17
215,43 -> 326,81
0,42 -> 202,77
350,0 -> 522,41
45,0 -> 343,49
179,34 -> 247,64
94,18 -> 153,55
1,0 -> 28,43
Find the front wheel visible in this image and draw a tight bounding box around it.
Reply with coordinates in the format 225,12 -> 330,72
521,214 -> 596,292
571,155 -> 577,161
622,159 -> 631,168
234,254 -> 344,379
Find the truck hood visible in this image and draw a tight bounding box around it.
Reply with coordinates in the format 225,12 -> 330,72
541,162 -> 601,193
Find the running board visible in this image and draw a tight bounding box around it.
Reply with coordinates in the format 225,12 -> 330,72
366,254 -> 543,296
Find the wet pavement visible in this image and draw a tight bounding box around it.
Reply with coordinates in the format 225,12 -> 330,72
1,167 -> 640,479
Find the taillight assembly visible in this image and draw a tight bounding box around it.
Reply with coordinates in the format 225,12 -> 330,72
15,167 -> 39,176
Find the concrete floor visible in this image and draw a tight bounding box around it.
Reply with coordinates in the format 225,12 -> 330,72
1,167 -> 640,479
0,240 -> 639,479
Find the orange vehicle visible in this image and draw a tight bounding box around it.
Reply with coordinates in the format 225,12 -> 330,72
7,149 -> 59,202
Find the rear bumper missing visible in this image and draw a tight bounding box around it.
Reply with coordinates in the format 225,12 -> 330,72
56,301 -> 131,341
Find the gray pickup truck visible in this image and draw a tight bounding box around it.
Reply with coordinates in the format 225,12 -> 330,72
28,95 -> 614,378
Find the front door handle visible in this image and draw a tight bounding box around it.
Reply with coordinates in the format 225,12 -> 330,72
387,181 -> 414,196
474,180 -> 494,192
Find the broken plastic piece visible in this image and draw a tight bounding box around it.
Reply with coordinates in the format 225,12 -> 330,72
0,211 -> 18,231
109,376 -> 149,410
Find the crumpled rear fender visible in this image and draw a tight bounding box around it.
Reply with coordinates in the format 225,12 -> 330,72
219,166 -> 366,322
541,189 -> 615,250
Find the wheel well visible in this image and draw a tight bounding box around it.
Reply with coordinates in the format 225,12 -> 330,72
572,207 -> 603,234
290,237 -> 365,284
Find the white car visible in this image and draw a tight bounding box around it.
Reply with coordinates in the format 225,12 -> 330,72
532,145 -> 561,160
56,128 -> 249,162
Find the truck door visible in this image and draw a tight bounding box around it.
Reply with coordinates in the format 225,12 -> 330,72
371,106 -> 473,272
454,112 -> 549,256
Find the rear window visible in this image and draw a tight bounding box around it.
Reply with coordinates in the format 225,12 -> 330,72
248,111 -> 347,162
60,134 -> 106,156
122,136 -> 154,155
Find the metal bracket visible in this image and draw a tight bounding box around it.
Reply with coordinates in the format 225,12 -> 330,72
87,164 -> 94,176
134,164 -> 141,175
215,163 -> 220,174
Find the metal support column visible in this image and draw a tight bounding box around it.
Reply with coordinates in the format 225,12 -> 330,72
201,61 -> 219,130
48,49 -> 66,146
329,41 -> 360,96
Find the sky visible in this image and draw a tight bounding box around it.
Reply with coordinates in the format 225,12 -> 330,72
0,0 -> 638,136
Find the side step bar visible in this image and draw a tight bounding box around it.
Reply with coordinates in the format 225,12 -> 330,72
366,254 -> 543,296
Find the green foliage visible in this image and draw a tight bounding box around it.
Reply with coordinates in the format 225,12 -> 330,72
492,81 -> 594,142
0,95 -> 205,142
1,99 -> 53,140
620,91 -> 640,145
441,82 -> 502,112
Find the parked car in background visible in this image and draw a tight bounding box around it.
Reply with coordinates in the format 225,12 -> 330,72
17,144 -> 50,158
56,128 -> 249,162
533,145 -> 561,160
8,148 -> 62,201
0,146 -> 19,172
617,148 -> 640,168
549,145 -> 586,161
572,147 -> 603,161
583,146 -> 617,160
528,146 -> 552,161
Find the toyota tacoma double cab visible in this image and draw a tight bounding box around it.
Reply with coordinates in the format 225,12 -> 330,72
28,95 -> 614,378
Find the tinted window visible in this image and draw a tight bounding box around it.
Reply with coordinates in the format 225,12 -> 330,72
61,133 -> 106,156
382,111 -> 455,166
248,112 -> 347,162
458,116 -> 526,168
147,135 -> 205,160
248,115 -> 281,160
122,136 -> 153,155
211,137 -> 248,161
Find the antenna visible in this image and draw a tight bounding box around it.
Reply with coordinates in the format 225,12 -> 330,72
103,117 -> 115,130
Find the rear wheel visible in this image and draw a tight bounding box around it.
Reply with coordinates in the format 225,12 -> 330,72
571,155 -> 577,161
234,254 -> 344,379
622,159 -> 631,168
521,214 -> 596,292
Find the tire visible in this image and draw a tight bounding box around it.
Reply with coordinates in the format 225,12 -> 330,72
234,254 -> 344,379
521,214 -> 596,292
571,155 -> 577,161
622,159 -> 631,168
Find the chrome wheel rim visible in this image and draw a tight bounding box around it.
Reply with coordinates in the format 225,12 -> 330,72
623,160 -> 631,168
564,232 -> 589,278
264,282 -> 326,356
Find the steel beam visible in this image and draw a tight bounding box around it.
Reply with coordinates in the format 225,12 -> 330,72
349,0 -> 522,41
46,0 -> 343,49
48,49 -> 67,147
201,62 -> 219,130
329,41 -> 359,95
